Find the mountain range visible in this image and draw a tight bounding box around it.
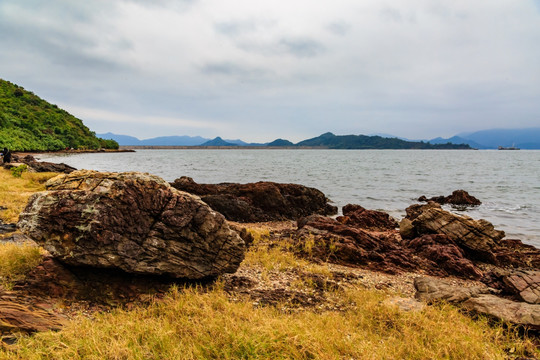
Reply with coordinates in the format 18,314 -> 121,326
98,127 -> 540,149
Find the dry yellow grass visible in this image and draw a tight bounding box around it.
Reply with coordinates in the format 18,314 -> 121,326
0,168 -> 58,223
0,242 -> 43,289
1,284 -> 537,360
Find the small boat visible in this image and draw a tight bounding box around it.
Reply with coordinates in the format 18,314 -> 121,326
498,144 -> 520,150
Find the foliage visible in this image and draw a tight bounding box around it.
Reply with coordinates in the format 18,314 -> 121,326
0,242 -> 43,289
0,79 -> 118,151
10,164 -> 27,178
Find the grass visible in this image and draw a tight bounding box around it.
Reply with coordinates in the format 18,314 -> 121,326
0,242 -> 43,289
1,285 -> 536,359
0,168 -> 58,223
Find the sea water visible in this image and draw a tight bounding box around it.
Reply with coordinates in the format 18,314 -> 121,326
37,149 -> 540,247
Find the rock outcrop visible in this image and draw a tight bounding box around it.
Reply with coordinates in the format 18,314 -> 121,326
295,212 -> 483,279
10,155 -> 76,174
418,190 -> 481,206
414,277 -> 540,330
170,176 -> 337,222
336,204 -> 398,231
408,207 -> 504,260
18,170 -> 245,279
502,270 -> 540,304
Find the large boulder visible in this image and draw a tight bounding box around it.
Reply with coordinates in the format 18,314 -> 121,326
170,176 -> 337,222
18,170 -> 245,279
502,270 -> 540,304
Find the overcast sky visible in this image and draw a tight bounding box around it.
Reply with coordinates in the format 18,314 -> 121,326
1,0 -> 539,142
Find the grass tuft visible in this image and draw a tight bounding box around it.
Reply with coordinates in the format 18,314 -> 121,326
0,242 -> 43,289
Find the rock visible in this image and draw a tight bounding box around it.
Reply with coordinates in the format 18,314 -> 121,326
295,215 -> 482,279
383,297 -> 425,312
0,221 -> 17,234
336,204 -> 398,231
410,207 -> 505,261
402,235 -> 483,279
418,190 -> 481,206
18,170 -> 245,279
503,270 -> 540,304
491,239 -> 540,269
462,295 -> 540,330
18,155 -> 76,174
415,277 -> 540,330
0,301 -> 64,335
404,201 -> 442,221
170,176 -> 337,222
398,218 -> 415,239
414,277 -> 490,303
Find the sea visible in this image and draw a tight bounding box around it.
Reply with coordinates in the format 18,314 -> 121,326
37,149 -> 540,248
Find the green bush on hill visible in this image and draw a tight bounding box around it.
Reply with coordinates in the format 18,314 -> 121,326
0,79 -> 118,151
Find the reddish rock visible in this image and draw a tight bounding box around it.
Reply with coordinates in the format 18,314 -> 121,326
492,239 -> 540,269
18,170 -> 245,279
171,176 -> 337,222
503,270 -> 540,304
337,204 -> 398,231
295,214 -> 483,279
0,301 -> 65,335
418,190 -> 481,206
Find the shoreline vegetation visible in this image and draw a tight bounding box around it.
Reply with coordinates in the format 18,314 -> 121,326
0,167 -> 538,359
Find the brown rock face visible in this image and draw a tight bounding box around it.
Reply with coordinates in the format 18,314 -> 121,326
411,208 -> 504,260
0,301 -> 64,335
18,170 -> 245,279
14,155 -> 77,173
170,176 -> 337,222
337,204 -> 398,231
418,190 -> 481,206
503,270 -> 540,304
295,214 -> 483,279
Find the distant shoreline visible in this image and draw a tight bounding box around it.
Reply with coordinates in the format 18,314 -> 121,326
119,145 -> 476,150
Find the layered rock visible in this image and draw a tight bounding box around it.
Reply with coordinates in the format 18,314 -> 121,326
418,190 -> 481,206
10,155 -> 76,174
502,270 -> 540,304
408,207 -> 504,260
295,213 -> 483,279
18,170 -> 245,279
0,301 -> 64,335
414,277 -> 540,330
170,176 -> 337,222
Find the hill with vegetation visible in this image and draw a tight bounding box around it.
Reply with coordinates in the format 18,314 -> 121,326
296,132 -> 472,149
0,79 -> 118,151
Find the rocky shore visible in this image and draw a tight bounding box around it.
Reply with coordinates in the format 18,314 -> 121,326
0,164 -> 539,351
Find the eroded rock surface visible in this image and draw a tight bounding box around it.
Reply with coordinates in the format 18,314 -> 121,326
336,204 -> 398,231
170,176 -> 337,222
503,270 -> 540,304
0,301 -> 64,335
18,170 -> 245,279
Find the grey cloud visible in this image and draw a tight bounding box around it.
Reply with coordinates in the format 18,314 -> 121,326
214,21 -> 258,37
200,62 -> 272,81
326,21 -> 351,36
278,38 -> 325,58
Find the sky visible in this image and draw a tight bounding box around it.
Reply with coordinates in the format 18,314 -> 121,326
1,0 -> 539,142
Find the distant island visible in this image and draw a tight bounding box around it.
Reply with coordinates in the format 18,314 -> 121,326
0,79 -> 118,151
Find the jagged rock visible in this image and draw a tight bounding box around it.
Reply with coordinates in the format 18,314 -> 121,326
492,239 -> 540,269
462,295 -> 540,330
170,176 -> 337,222
503,270 -> 540,304
336,204 -> 398,231
0,301 -> 64,335
18,170 -> 245,279
295,215 -> 482,279
17,155 -> 76,174
404,201 -> 442,221
418,190 -> 481,206
414,277 -> 490,303
402,235 -> 483,279
410,207 -> 505,260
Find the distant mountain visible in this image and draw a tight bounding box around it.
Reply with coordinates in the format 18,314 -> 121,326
296,132 -> 471,149
97,133 -> 208,146
428,136 -> 487,149
201,137 -> 237,146
455,128 -> 540,149
267,138 -> 294,146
